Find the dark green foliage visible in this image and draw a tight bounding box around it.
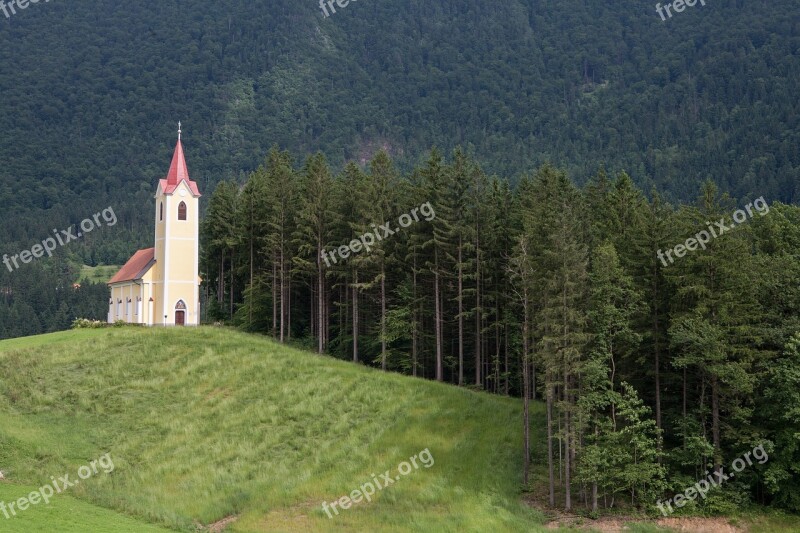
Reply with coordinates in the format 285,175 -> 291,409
197,147 -> 799,514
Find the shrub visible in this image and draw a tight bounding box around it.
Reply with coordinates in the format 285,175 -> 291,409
71,318 -> 106,329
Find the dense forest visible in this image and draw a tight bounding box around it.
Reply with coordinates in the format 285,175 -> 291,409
0,0 -> 797,338
200,146 -> 800,513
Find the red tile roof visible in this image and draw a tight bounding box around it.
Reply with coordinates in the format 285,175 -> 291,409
108,248 -> 155,285
160,140 -> 201,196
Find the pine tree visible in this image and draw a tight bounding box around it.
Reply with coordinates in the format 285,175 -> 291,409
235,163 -> 271,331
294,153 -> 337,353
263,148 -> 298,342
667,181 -> 760,474
445,148 -> 475,385
200,181 -> 239,321
419,148 -> 452,382
336,161 -> 372,362
367,150 -> 399,370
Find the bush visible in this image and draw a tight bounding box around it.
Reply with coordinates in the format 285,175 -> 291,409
71,318 -> 106,329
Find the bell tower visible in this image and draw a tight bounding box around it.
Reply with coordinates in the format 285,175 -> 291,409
153,123 -> 202,326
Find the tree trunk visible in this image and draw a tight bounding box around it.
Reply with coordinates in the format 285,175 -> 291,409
280,246 -> 285,342
653,268 -> 662,429
412,254 -> 419,377
564,390 -> 572,510
475,232 -> 482,387
310,283 -> 315,343
547,382 -> 556,507
495,320 -> 501,394
711,374 -> 722,473
218,250 -> 225,304
522,287 -> 531,485
286,270 -> 292,341
504,321 -> 509,395
434,249 -> 443,382
381,265 -> 387,370
272,256 -> 277,338
249,229 -> 254,328
592,427 -> 599,512
682,366 -> 687,447
353,270 -> 359,363
458,240 -> 464,385
318,238 -> 324,354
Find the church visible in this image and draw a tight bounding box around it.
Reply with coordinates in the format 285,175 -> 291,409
107,126 -> 202,326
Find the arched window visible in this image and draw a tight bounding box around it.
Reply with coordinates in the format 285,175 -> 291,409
160,202 -> 163,221
178,201 -> 187,221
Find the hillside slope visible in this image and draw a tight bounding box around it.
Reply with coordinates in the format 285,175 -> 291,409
0,327 -> 544,532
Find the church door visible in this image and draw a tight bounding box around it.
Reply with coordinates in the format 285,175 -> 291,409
175,300 -> 187,326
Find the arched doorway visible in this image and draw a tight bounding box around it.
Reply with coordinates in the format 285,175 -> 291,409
175,300 -> 187,326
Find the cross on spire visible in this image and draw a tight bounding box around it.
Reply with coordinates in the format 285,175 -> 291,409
178,121 -> 182,141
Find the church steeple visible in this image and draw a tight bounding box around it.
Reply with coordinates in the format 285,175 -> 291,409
166,131 -> 190,186
151,124 -> 202,326
160,123 -> 200,197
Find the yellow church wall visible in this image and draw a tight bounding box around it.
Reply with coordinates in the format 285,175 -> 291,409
108,251 -> 157,325
109,282 -> 143,324
153,184 -> 168,326
153,180 -> 200,326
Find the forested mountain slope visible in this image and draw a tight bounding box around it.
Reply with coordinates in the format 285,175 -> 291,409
0,0 -> 797,339
0,0 -> 798,247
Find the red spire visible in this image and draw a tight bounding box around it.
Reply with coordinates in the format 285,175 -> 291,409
159,123 -> 201,197
166,139 -> 190,185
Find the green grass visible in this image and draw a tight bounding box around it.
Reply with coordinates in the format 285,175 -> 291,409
78,264 -> 120,284
0,483 -> 170,532
1,328 -> 795,532
0,327 -> 547,532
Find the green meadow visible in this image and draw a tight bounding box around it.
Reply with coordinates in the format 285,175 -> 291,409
0,328 -> 795,532
78,264 -> 120,284
0,327 -> 546,532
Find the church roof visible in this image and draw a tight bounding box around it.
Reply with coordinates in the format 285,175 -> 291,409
160,139 -> 201,197
108,248 -> 155,285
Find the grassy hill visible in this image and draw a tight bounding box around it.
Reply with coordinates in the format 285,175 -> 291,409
0,483 -> 170,532
0,327 -> 546,532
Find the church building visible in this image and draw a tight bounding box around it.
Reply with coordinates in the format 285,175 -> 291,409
107,126 -> 202,326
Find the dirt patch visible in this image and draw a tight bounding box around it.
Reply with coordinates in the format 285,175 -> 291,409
206,515 -> 238,532
656,518 -> 743,533
544,515 -> 743,532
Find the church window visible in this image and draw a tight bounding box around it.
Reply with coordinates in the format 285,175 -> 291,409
160,202 -> 163,221
178,202 -> 187,221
